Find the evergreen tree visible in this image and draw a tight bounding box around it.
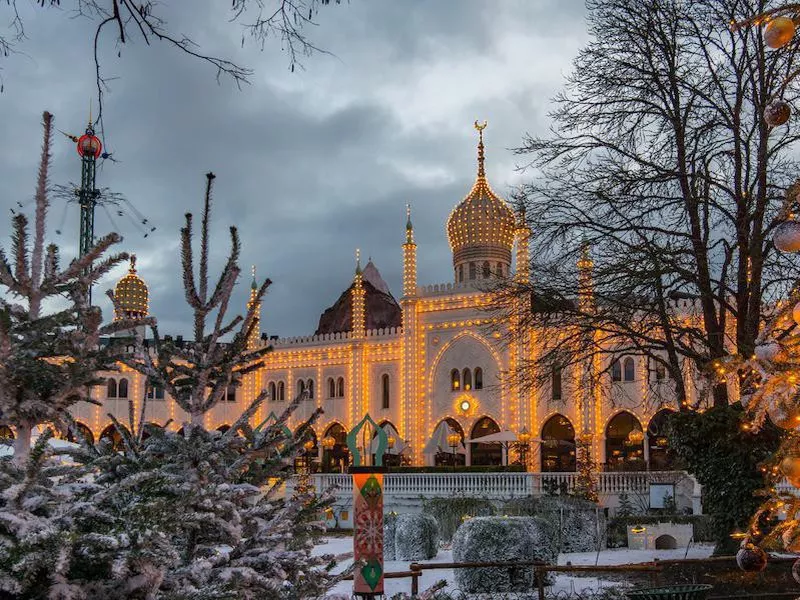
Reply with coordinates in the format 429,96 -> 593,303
0,111 -> 129,465
572,436 -> 599,504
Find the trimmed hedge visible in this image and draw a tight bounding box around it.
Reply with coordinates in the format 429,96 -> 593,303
422,498 -> 496,543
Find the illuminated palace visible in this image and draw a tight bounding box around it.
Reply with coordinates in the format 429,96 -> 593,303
72,123 -> 711,474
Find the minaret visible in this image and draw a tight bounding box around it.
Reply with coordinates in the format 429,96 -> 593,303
400,206 -> 420,463
577,241 -> 595,313
403,204 -> 417,296
351,249 -> 366,339
514,206 -> 530,284
246,265 -> 261,350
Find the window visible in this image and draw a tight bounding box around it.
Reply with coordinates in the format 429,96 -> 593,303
552,367 -> 562,401
107,378 -> 118,398
328,377 -> 336,399
278,381 -> 285,401
307,378 -> 315,399
474,367 -> 483,390
118,378 -> 129,399
623,357 -> 635,382
496,262 -> 503,277
451,369 -> 461,391
336,377 -> 345,398
226,385 -> 236,403
382,374 -> 390,409
298,379 -> 306,398
269,381 -> 277,402
611,360 -> 622,382
462,368 -> 472,391
654,363 -> 666,381
469,262 -> 476,280
482,261 -> 491,278
458,265 -> 464,282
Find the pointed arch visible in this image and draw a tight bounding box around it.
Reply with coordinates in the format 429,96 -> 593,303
268,381 -> 277,402
307,378 -> 314,399
107,378 -> 118,398
540,413 -> 575,472
381,373 -> 390,409
605,410 -> 644,471
623,357 -> 635,381
336,377 -> 345,398
647,408 -> 675,471
278,381 -> 285,402
328,377 -> 336,398
462,368 -> 472,391
470,415 -> 501,466
474,367 -> 483,390
99,423 -> 130,452
322,421 -> 349,473
450,368 -> 461,391
118,378 -> 129,399
297,379 -> 306,398
611,359 -> 622,382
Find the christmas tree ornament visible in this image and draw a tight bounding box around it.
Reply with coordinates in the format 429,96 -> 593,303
755,341 -> 781,361
736,543 -> 768,572
782,454 -> 800,487
774,220 -> 800,252
764,16 -> 796,49
793,301 -> 800,326
765,99 -> 792,126
767,402 -> 799,429
783,528 -> 800,552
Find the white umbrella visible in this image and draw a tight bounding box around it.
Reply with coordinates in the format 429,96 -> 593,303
366,422 -> 409,455
468,430 -> 542,444
423,421 -> 465,455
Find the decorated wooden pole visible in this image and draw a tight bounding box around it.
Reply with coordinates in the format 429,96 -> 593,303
347,414 -> 388,599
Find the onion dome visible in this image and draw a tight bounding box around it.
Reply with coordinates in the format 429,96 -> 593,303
114,255 -> 149,321
446,121 -> 515,280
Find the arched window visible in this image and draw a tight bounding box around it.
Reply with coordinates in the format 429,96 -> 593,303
470,416 -> 502,466
307,378 -> 314,399
381,374 -> 390,409
118,378 -> 129,399
541,414 -> 576,472
474,367 -> 483,390
496,262 -> 503,276
605,411 -> 644,471
107,378 -> 118,398
297,379 -> 306,398
450,369 -> 460,391
226,385 -> 236,403
328,377 -> 336,398
462,368 -> 472,391
482,261 -> 491,278
648,409 -> 675,471
469,262 -> 476,280
269,381 -> 277,402
322,423 -> 349,472
336,377 -> 345,398
278,381 -> 285,402
552,367 -> 562,401
458,265 -> 464,282
432,418 -> 466,467
623,357 -> 635,382
74,422 -> 94,445
611,360 -> 622,382
99,424 -> 130,452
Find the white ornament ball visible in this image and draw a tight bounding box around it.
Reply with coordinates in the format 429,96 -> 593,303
774,221 -> 800,253
755,342 -> 781,361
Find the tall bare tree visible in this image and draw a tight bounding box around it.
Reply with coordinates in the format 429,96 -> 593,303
495,0 -> 800,407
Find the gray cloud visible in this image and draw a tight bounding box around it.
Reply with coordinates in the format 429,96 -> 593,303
0,0 -> 588,336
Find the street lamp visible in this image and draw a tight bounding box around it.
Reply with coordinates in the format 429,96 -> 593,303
303,439 -> 315,473
447,432 -> 461,472
321,435 -> 335,472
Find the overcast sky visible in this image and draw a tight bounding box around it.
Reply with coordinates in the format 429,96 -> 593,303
0,1 -> 588,337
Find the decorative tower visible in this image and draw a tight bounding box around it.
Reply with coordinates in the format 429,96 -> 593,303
246,265 -> 261,350
576,241 -> 599,463
512,205 -> 532,440
514,206 -> 531,285
113,255 -> 149,321
446,121 -> 516,283
350,250 -> 367,428
401,204 -> 419,462
577,241 -> 595,313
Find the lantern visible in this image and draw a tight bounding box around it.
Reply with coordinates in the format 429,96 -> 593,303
764,16 -> 796,49
322,436 -> 336,450
774,221 -> 800,253
303,440 -> 315,452
627,429 -> 644,444
765,100 -> 791,127
518,427 -> 532,445
76,131 -> 102,159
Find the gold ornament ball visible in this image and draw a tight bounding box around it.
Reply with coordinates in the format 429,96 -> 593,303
767,402 -> 800,430
765,100 -> 791,127
764,17 -> 796,49
774,221 -> 800,253
782,454 -> 800,487
794,301 -> 800,327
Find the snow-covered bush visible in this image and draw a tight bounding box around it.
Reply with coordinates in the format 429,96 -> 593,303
422,497 -> 495,543
504,496 -> 605,552
384,512 -> 397,560
394,513 -> 438,560
451,516 -> 557,592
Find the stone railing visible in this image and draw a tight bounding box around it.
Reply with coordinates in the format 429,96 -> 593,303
307,471 -> 688,500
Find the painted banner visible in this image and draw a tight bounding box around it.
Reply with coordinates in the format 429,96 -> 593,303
353,472 -> 384,597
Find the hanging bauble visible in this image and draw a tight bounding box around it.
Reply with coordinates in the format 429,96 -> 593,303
793,302 -> 800,327
774,221 -> 800,252
782,454 -> 800,487
755,341 -> 781,361
765,100 -> 792,127
736,543 -> 768,572
764,16 -> 796,49
767,397 -> 800,429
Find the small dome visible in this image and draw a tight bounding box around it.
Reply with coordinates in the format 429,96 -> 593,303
446,123 -> 515,269
114,255 -> 149,320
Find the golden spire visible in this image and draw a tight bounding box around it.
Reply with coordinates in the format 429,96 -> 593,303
250,264 -> 257,291
405,203 -> 414,243
474,120 -> 487,179
129,253 -> 137,272
355,248 -> 362,275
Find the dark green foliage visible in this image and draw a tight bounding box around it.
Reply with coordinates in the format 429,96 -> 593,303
667,405 -> 782,553
422,498 -> 495,543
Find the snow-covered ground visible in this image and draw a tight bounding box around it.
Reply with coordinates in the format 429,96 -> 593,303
316,536 -> 714,597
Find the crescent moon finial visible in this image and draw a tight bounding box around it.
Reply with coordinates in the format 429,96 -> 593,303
474,120 -> 487,132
